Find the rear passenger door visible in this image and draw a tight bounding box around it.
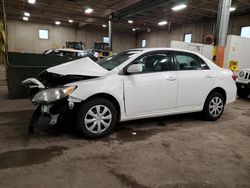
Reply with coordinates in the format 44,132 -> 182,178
173,52 -> 215,110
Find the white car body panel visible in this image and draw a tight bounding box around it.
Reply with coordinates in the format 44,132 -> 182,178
46,48 -> 236,122
176,69 -> 215,111
47,57 -> 108,76
123,71 -> 178,116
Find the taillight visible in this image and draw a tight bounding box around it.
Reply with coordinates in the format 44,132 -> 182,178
232,75 -> 238,81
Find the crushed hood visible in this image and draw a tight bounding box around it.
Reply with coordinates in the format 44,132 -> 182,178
47,57 -> 108,76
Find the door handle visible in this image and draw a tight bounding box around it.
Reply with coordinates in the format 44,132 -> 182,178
166,76 -> 177,81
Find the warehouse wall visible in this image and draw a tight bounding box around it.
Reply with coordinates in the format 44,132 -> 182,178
76,26 -> 136,51
7,20 -> 137,53
229,14 -> 250,35
76,27 -> 106,49
137,14 -> 250,48
113,31 -> 137,52
137,21 -> 214,47
7,20 -> 76,53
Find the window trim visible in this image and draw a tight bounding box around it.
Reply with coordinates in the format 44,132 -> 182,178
103,36 -> 110,43
38,29 -> 49,40
240,26 -> 250,38
172,51 -> 210,71
141,39 -> 147,48
122,50 -> 175,75
184,33 -> 192,43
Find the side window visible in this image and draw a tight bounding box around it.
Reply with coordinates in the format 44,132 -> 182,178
174,52 -> 209,70
135,53 -> 173,73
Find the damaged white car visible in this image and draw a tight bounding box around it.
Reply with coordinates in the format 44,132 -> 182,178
23,48 -> 237,138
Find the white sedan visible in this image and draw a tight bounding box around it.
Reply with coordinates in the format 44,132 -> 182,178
24,48 -> 237,138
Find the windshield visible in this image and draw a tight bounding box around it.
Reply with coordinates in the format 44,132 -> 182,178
97,50 -> 142,70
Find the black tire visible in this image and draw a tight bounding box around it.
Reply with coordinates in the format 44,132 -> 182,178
76,98 -> 118,138
29,105 -> 51,134
237,89 -> 250,98
203,92 -> 225,121
29,105 -> 41,134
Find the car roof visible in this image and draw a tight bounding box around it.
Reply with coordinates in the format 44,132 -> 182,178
51,48 -> 85,52
128,47 -> 202,56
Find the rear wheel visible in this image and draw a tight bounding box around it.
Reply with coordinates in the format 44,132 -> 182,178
237,89 -> 250,98
76,98 -> 118,138
203,92 -> 225,121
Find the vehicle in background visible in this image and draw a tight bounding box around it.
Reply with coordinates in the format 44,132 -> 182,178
43,48 -> 99,61
66,41 -> 85,50
94,42 -> 110,59
236,69 -> 250,98
23,48 -> 237,138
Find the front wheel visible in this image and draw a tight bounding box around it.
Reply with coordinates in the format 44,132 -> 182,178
203,92 -> 225,121
237,89 -> 250,98
76,98 -> 118,138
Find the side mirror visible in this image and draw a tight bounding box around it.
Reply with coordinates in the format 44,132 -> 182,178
127,64 -> 143,74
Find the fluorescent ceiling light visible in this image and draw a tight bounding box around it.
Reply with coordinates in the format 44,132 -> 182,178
85,8 -> 93,14
158,20 -> 168,26
230,7 -> 236,12
24,12 -> 30,17
172,4 -> 187,11
132,28 -> 136,31
23,17 -> 29,21
55,21 -> 61,25
102,24 -> 107,28
128,20 -> 133,24
68,19 -> 73,23
28,0 -> 36,4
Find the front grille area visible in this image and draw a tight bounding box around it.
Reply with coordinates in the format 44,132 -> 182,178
38,71 -> 97,87
244,72 -> 250,80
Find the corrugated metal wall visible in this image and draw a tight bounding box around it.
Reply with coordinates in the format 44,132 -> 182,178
7,20 -> 137,54
137,14 -> 250,48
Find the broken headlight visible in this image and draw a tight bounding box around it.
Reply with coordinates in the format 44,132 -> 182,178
32,86 -> 77,104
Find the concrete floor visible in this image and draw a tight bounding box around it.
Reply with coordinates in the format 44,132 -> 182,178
0,84 -> 250,188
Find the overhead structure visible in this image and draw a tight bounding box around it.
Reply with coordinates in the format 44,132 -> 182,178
215,0 -> 232,67
1,0 -> 250,30
109,13 -> 113,53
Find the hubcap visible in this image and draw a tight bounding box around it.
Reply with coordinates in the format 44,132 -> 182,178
209,97 -> 224,117
84,105 -> 112,134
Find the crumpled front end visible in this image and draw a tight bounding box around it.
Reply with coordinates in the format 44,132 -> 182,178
22,76 -> 80,126
22,57 -> 109,131
22,73 -> 97,129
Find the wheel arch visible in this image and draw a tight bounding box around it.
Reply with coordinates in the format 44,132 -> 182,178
83,93 -> 121,121
206,87 -> 227,104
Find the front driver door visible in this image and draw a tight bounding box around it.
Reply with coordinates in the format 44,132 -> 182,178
123,51 -> 178,117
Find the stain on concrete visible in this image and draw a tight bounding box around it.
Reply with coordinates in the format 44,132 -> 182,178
0,110 -> 32,127
110,170 -> 150,188
158,182 -> 216,188
114,127 -> 159,143
0,146 -> 68,170
233,107 -> 245,111
162,141 -> 171,148
242,109 -> 250,116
